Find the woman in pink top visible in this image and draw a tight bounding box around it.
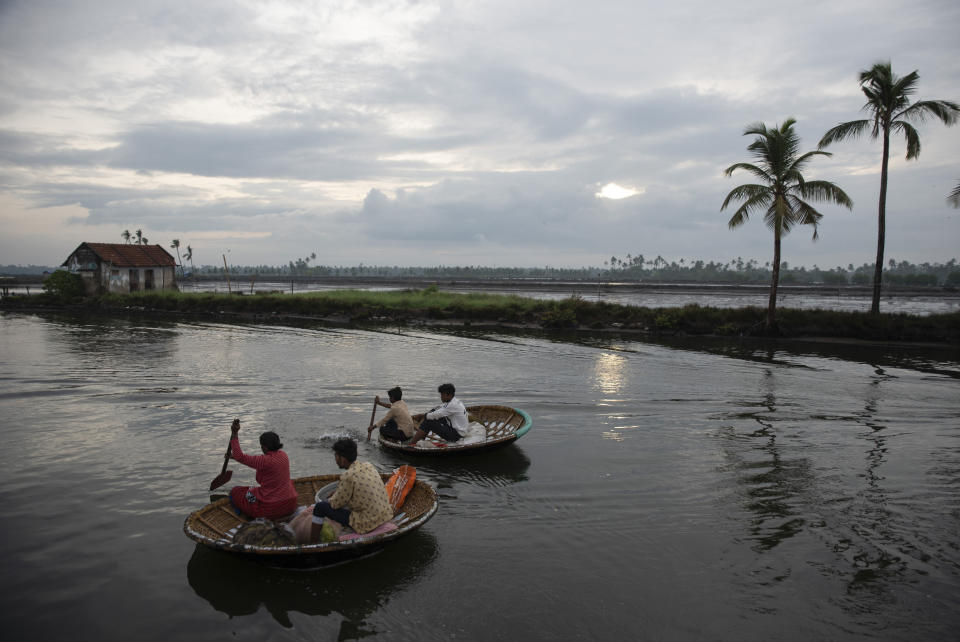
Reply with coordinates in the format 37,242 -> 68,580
227,420 -> 298,519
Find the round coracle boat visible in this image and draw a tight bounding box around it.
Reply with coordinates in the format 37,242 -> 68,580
183,473 -> 438,567
378,405 -> 532,456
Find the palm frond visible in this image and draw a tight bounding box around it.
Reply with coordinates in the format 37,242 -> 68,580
787,197 -> 824,239
897,99 -> 960,126
818,120 -> 870,148
797,180 -> 853,208
721,184 -> 770,211
723,162 -> 771,183
889,69 -> 920,102
948,180 -> 960,208
726,192 -> 771,228
742,122 -> 771,138
789,149 -> 831,173
763,198 -> 791,235
891,120 -> 921,159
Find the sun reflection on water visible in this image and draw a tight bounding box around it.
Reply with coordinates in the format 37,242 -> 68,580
593,351 -> 627,396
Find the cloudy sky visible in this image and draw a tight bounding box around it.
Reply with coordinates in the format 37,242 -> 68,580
1,0 -> 958,269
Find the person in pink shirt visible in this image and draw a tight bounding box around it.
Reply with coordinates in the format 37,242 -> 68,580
227,419 -> 298,519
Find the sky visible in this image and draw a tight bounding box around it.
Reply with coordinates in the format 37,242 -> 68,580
1,0 -> 958,270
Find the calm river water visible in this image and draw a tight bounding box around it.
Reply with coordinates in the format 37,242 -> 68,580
1,312 -> 958,641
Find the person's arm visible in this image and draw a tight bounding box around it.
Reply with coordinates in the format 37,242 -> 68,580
374,405 -> 397,428
369,396 -> 394,434
427,402 -> 455,420
415,404 -> 438,421
229,420 -> 267,469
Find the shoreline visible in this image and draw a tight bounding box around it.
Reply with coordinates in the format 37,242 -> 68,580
4,273 -> 959,298
3,288 -> 958,347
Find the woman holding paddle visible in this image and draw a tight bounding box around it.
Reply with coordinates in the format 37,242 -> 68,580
227,419 -> 298,520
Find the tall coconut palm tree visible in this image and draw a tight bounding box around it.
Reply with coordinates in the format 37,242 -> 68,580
722,119 -> 852,331
121,229 -> 131,244
818,62 -> 959,314
170,239 -> 183,276
184,245 -> 194,274
135,229 -> 143,245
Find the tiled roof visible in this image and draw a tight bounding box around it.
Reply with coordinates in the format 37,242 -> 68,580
72,243 -> 177,268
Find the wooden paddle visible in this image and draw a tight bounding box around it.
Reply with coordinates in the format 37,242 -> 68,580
209,419 -> 239,491
366,397 -> 378,441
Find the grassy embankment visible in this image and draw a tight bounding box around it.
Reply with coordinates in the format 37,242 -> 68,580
4,285 -> 960,344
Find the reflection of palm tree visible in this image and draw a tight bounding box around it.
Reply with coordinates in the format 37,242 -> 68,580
722,119 -> 852,331
819,62 -> 959,314
718,367 -> 812,553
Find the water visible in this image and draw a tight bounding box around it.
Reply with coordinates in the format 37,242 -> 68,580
0,312 -> 958,641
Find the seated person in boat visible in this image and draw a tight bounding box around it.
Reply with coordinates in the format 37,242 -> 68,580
311,438 -> 393,538
408,382 -> 469,446
228,420 -> 298,520
368,386 -> 415,442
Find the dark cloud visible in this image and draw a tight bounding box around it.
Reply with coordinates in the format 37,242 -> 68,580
1,0 -> 958,267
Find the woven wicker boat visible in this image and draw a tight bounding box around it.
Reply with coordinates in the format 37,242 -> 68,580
378,404 -> 532,456
183,473 -> 438,567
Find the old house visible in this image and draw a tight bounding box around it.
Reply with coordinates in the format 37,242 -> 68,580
62,243 -> 178,295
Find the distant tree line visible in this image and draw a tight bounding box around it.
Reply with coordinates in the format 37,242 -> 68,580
602,256 -> 960,286
164,257 -> 960,286
0,265 -> 61,275
188,262 -> 608,280
7,257 -> 959,287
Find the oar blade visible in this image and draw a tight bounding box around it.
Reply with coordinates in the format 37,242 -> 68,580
209,469 -> 233,491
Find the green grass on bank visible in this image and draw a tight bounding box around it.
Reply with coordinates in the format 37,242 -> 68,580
4,286 -> 959,343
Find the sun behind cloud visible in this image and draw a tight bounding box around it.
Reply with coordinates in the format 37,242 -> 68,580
595,182 -> 643,199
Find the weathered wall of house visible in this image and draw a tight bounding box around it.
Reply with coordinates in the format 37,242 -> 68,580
98,263 -> 178,293
160,266 -> 177,290
99,263 -> 130,294
65,249 -> 102,295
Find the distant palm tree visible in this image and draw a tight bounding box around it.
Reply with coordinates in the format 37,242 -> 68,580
170,239 -> 183,276
135,229 -> 143,245
722,118 -> 852,331
184,245 -> 194,273
819,62 -> 959,314
948,180 -> 960,208
121,229 -> 131,244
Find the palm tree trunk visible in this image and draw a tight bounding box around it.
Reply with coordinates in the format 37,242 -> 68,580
871,127 -> 890,315
767,229 -> 781,331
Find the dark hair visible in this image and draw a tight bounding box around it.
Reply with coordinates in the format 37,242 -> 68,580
259,431 -> 283,452
388,386 -> 402,402
438,383 -> 455,396
333,438 -> 357,462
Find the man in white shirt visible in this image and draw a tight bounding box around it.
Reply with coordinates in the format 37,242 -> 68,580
409,382 -> 468,446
